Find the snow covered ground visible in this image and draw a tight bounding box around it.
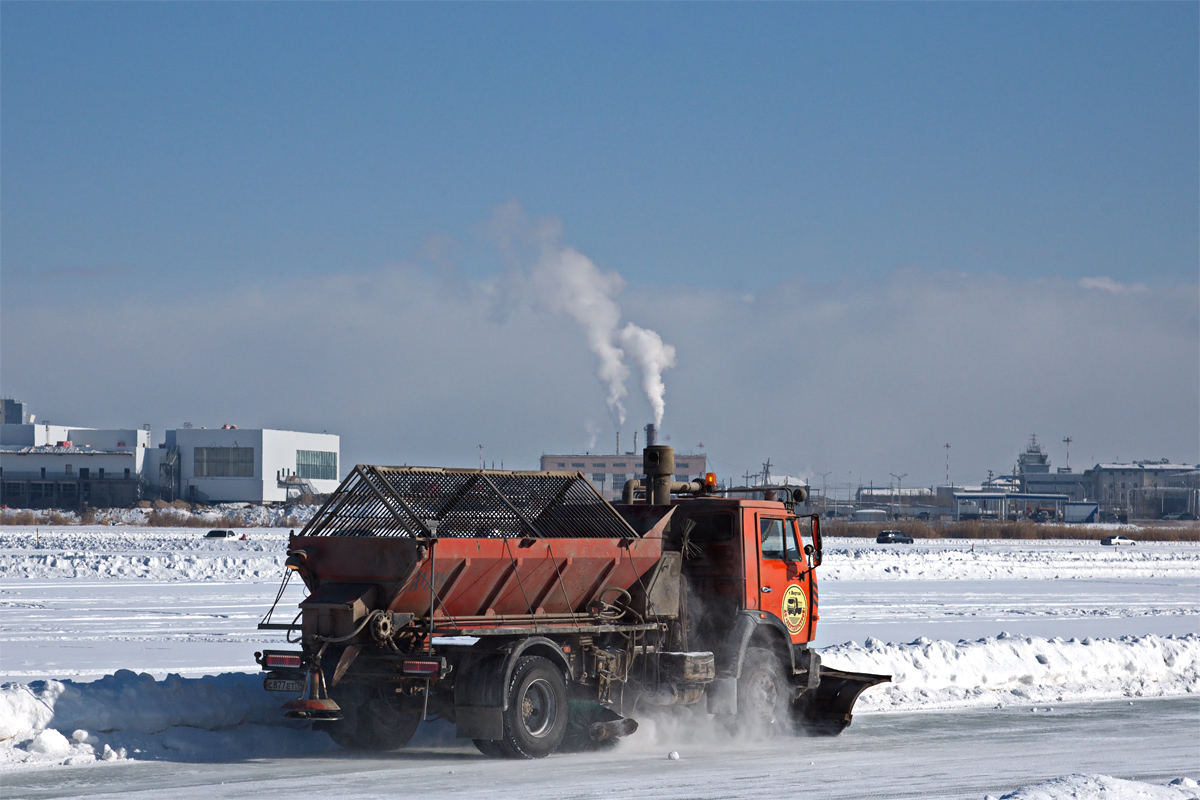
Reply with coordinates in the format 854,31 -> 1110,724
0,527 -> 1196,798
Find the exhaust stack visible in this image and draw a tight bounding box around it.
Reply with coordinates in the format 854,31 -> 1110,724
621,423 -> 704,504
643,427 -> 673,505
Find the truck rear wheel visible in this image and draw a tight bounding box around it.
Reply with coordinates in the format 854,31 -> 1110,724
473,738 -> 507,757
328,693 -> 421,751
736,647 -> 789,737
500,655 -> 568,758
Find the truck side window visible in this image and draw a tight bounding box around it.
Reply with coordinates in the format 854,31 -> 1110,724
760,518 -> 786,560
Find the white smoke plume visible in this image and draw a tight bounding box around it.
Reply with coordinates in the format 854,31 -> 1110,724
618,323 -> 676,426
517,210 -> 676,427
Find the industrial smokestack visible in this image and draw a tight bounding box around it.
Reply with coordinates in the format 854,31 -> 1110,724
644,423 -> 657,447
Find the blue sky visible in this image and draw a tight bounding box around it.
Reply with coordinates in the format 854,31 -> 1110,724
5,3 -> 1196,293
3,3 -> 1197,485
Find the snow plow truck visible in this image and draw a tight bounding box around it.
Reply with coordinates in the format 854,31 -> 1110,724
255,435 -> 888,758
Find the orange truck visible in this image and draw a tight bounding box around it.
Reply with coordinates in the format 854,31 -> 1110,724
256,440 -> 887,758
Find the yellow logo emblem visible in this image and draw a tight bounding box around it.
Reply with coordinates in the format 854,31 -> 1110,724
782,584 -> 808,634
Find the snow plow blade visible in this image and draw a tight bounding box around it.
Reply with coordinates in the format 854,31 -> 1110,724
795,667 -> 890,735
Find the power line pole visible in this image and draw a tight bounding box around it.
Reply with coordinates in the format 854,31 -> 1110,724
943,443 -> 951,486
1062,436 -> 1073,471
819,471 -> 832,515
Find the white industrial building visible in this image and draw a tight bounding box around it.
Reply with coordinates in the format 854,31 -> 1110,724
156,426 -> 341,504
1,399 -> 340,507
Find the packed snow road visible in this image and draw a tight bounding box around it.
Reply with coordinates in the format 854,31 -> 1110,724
0,527 -> 1197,798
3,699 -> 1197,800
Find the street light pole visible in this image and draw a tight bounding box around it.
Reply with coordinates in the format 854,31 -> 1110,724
890,472 -> 908,520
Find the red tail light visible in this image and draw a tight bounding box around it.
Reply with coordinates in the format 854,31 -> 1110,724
402,659 -> 440,676
266,654 -> 302,669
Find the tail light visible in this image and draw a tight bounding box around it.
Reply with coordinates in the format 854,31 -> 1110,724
265,653 -> 303,669
402,659 -> 441,676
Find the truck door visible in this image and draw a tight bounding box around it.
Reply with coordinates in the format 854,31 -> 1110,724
756,513 -> 810,644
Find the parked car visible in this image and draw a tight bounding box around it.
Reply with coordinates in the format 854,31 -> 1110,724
1100,535 -> 1135,546
877,530 -> 914,544
205,529 -> 236,539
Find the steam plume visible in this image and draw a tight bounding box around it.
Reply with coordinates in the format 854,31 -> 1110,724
530,245 -> 632,424
489,201 -> 677,427
618,323 -> 676,426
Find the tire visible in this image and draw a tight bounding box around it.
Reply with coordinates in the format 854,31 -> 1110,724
328,692 -> 421,751
499,655 -> 568,758
473,738 -> 507,757
736,647 -> 790,737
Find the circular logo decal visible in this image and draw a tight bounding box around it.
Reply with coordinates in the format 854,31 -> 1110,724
781,585 -> 808,634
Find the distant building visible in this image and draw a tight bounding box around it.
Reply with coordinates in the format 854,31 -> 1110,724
1,398 -> 34,425
155,426 -> 341,504
1,423 -> 152,508
1,403 -> 340,508
1016,436 -> 1091,501
1084,460 -> 1199,518
540,451 -> 707,501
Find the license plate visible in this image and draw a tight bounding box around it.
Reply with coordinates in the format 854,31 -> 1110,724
264,677 -> 304,693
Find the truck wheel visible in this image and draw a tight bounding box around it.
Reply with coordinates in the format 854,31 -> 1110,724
737,647 -> 789,737
357,697 -> 421,750
330,695 -> 421,751
473,738 -> 507,757
500,655 -> 568,758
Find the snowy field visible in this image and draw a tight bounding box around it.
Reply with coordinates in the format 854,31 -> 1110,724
1,528 -> 1197,799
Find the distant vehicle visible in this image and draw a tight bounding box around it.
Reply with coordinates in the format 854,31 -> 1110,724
1162,512 -> 1183,521
877,530 -> 914,544
205,529 -> 236,538
1101,535 -> 1135,546
1179,513 -> 1198,521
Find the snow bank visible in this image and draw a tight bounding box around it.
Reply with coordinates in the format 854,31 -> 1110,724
1,503 -> 320,528
0,670 -> 331,769
0,528 -> 291,581
820,541 -> 1200,581
3,530 -> 1197,583
0,550 -> 288,581
991,774 -> 1200,800
821,633 -> 1200,712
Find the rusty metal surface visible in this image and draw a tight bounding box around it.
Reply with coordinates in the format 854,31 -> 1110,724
300,465 -> 639,540
289,532 -> 666,619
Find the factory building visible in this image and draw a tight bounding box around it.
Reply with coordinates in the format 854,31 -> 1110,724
0,399 -> 340,508
540,449 -> 708,501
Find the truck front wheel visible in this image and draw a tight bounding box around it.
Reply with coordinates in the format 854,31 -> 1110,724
736,647 -> 789,737
500,655 -> 568,758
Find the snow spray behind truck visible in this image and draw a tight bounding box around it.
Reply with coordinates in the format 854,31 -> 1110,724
256,433 -> 888,757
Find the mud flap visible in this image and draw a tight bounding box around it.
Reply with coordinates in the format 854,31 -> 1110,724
793,667 -> 890,735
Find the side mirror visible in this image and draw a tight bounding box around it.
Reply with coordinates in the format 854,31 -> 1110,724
810,516 -> 823,567
792,488 -> 808,503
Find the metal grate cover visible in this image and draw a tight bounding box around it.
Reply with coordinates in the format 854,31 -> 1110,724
300,465 -> 639,539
